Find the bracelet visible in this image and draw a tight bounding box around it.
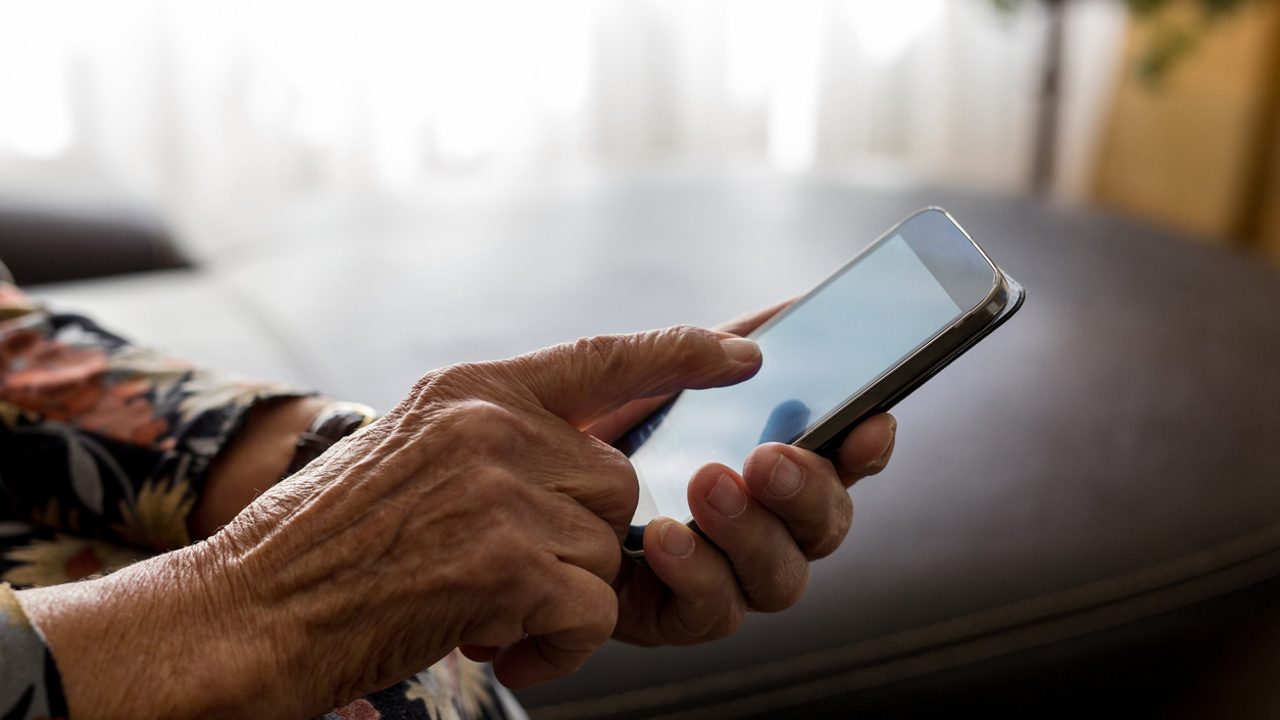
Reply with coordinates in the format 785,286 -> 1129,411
283,401 -> 377,480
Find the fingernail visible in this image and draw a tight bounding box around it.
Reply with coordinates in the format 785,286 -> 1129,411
719,337 -> 760,364
866,418 -> 897,473
767,455 -> 805,498
708,474 -> 748,517
659,521 -> 695,557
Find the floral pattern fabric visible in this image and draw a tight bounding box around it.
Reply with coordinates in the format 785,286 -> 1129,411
0,274 -> 524,720
0,583 -> 66,720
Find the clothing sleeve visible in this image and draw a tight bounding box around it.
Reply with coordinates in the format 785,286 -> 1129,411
0,272 -> 524,720
0,279 -> 307,551
0,583 -> 68,720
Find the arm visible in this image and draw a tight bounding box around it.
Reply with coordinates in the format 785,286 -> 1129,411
15,326 -> 763,718
0,279 -> 362,550
3,282 -> 895,717
0,279 -> 359,718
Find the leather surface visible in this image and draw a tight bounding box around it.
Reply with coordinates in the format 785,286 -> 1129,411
30,173 -> 1280,717
0,195 -> 188,285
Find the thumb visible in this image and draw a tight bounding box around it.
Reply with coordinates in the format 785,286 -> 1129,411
509,325 -> 761,428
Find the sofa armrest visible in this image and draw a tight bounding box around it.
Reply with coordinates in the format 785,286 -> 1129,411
0,196 -> 190,286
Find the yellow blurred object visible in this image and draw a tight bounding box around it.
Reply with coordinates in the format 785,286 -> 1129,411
1260,115 -> 1280,263
1092,0 -> 1280,260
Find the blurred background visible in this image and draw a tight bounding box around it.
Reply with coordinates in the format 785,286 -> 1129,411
6,3 -> 1280,716
2,0 -> 1276,265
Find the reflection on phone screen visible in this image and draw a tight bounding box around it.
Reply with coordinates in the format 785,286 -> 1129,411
624,233 -> 963,527
758,399 -> 810,444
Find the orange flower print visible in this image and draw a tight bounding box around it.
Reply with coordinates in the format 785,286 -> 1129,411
0,329 -> 109,422
3,535 -> 147,587
0,327 -> 171,445
77,377 -> 170,447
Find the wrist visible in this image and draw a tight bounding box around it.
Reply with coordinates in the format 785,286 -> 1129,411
18,543 -> 285,720
192,395 -> 331,538
192,396 -> 374,539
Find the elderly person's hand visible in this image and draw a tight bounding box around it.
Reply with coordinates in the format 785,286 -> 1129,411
19,325 -> 763,719
585,301 -> 897,646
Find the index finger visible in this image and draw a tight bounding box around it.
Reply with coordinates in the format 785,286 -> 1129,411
714,297 -> 796,337
587,299 -> 796,442
510,326 -> 762,429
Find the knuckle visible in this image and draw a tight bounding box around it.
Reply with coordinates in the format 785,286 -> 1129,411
398,369 -> 448,417
781,563 -> 811,609
580,542 -> 622,584
480,522 -> 549,592
468,468 -> 522,523
425,470 -> 554,642
411,362 -> 509,415
471,464 -> 523,496
585,583 -> 620,639
431,362 -> 475,390
598,443 -> 640,510
804,501 -> 852,560
574,334 -> 626,374
410,368 -> 444,397
432,361 -> 507,397
662,325 -> 711,366
751,558 -> 810,613
468,472 -> 535,546
803,530 -> 843,561
440,399 -> 530,449
574,442 -> 639,532
558,506 -> 625,580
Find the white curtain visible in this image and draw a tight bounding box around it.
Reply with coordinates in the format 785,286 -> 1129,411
0,0 -> 1127,253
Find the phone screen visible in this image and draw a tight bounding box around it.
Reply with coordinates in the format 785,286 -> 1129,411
623,231 -> 974,527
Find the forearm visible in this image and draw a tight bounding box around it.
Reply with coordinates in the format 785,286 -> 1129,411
17,543 -> 283,720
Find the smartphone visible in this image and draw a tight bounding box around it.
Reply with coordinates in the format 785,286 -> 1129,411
617,207 -> 1025,557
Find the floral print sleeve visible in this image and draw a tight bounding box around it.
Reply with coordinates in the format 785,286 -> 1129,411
0,583 -> 67,720
0,274 -> 527,720
0,282 -> 300,553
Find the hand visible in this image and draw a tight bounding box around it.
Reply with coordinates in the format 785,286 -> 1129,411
589,301 -> 898,646
19,326 -> 764,719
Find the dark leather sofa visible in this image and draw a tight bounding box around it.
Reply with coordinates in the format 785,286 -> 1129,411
17,174 -> 1280,718
0,194 -> 187,285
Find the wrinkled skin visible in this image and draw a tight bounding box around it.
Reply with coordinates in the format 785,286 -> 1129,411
211,324 -> 766,713
21,309 -> 895,720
